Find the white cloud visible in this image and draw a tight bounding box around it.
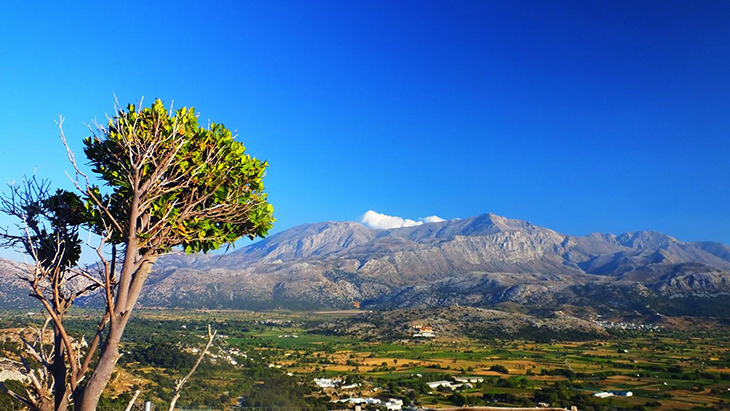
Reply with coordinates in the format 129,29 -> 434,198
361,210 -> 421,230
421,215 -> 445,223
360,210 -> 447,230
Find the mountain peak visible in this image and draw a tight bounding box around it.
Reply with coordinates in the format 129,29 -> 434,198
457,212 -> 539,234
615,231 -> 678,250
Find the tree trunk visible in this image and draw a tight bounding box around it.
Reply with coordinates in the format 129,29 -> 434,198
75,227 -> 143,411
51,330 -> 68,411
38,398 -> 54,411
74,254 -> 155,411
74,315 -> 128,411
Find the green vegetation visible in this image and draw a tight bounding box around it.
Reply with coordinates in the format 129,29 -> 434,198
1,309 -> 729,410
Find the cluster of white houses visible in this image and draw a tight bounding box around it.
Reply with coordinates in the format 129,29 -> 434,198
412,325 -> 436,338
314,378 -> 359,390
426,377 -> 484,391
317,376 -> 488,410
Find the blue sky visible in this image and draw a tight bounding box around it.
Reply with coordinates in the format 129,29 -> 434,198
1,1 -> 729,261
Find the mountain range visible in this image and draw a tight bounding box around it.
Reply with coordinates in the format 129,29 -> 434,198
2,213 -> 730,316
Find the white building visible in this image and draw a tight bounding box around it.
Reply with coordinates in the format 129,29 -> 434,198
454,377 -> 484,383
340,398 -> 367,404
426,381 -> 464,391
336,397 -> 387,406
412,325 -> 436,338
593,392 -> 614,398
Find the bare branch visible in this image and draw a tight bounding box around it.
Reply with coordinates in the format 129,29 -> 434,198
124,389 -> 141,411
58,117 -> 125,235
167,325 -> 217,411
76,312 -> 110,383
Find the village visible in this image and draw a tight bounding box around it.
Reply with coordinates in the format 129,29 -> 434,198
313,375 -> 499,411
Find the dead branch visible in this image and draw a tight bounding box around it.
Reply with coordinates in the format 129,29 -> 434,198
124,389 -> 141,411
167,325 -> 217,411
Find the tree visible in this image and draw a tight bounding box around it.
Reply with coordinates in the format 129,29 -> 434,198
0,177 -> 96,411
1,98 -> 274,411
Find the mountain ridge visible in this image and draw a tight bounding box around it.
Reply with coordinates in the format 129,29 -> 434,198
1,212 -> 729,314
136,212 -> 730,313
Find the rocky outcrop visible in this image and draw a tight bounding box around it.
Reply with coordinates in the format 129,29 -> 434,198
0,358 -> 27,383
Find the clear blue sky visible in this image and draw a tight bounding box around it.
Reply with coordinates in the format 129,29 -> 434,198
1,1 -> 729,261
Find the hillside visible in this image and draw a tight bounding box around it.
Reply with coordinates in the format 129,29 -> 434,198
137,213 -> 730,314
0,258 -> 37,309
2,213 -> 730,315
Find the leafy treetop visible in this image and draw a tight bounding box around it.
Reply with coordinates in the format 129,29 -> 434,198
83,99 -> 274,254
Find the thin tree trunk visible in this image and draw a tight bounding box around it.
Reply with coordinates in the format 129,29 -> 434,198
51,330 -> 68,411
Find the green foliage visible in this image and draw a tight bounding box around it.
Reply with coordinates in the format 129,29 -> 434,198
489,364 -> 509,374
121,342 -> 195,370
36,189 -> 86,269
0,380 -> 27,410
83,98 -> 274,254
96,391 -> 135,411
494,377 -> 516,388
5,309 -> 729,411
236,363 -> 326,410
448,392 -> 475,406
540,368 -> 576,379
0,177 -> 85,271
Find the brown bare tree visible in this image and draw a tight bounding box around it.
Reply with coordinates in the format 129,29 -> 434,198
0,177 -> 103,411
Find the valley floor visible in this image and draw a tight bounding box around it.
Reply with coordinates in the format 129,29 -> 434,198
0,309 -> 728,411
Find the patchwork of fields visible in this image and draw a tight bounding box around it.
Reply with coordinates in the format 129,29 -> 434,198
1,309 -> 729,410
223,319 -> 730,410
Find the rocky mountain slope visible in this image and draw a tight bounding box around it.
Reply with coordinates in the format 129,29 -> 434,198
137,213 -> 730,314
2,213 -> 730,314
0,258 -> 37,309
